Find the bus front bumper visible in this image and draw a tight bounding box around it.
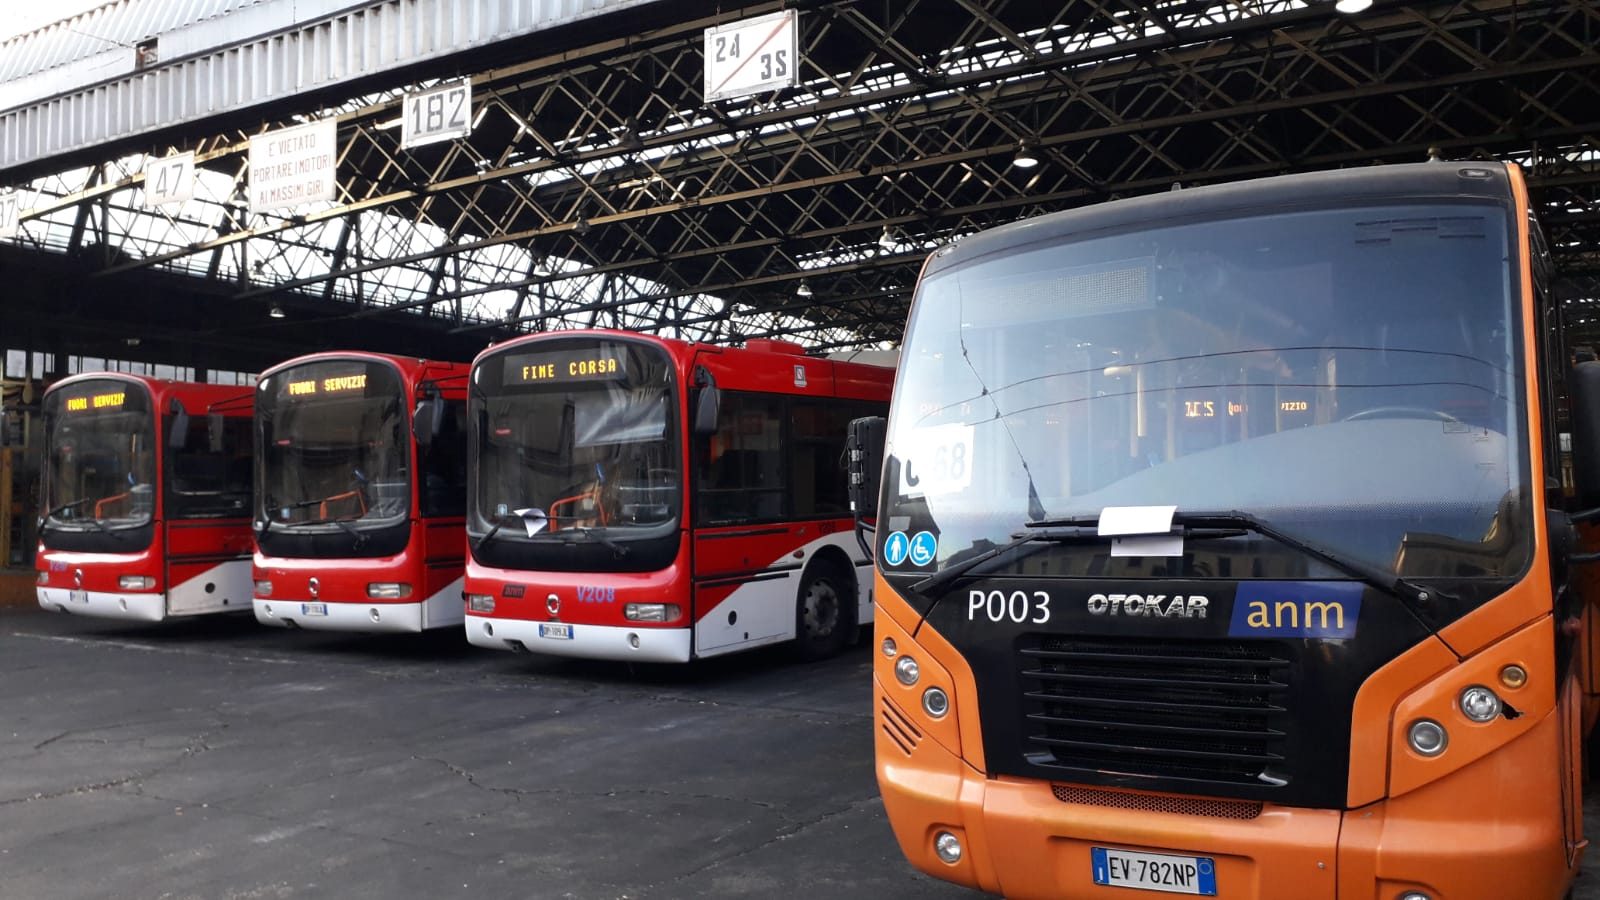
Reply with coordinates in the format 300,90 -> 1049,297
464,613 -> 692,663
253,598 -> 425,633
38,586 -> 166,621
875,675 -> 1572,900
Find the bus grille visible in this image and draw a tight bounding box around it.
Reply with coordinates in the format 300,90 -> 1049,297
1019,635 -> 1291,787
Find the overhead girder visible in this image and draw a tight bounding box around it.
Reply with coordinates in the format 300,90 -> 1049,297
1,0 -> 1598,357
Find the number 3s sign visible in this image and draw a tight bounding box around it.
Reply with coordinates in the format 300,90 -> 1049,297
704,11 -> 800,102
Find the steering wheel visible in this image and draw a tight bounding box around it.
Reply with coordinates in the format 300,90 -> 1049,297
1342,406 -> 1461,424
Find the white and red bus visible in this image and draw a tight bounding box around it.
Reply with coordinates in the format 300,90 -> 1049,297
251,352 -> 470,632
463,330 -> 893,662
36,374 -> 254,621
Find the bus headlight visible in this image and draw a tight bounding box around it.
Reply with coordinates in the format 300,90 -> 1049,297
1458,685 -> 1502,722
624,603 -> 681,622
118,575 -> 156,590
934,831 -> 963,864
1407,718 -> 1448,756
880,637 -> 897,657
254,580 -> 272,596
467,594 -> 495,614
895,655 -> 920,686
367,582 -> 413,599
922,687 -> 950,718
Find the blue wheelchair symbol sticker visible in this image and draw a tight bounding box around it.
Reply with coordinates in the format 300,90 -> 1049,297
908,531 -> 938,567
882,531 -> 911,566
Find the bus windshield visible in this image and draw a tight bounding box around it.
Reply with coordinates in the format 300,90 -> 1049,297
258,360 -> 410,530
886,201 -> 1530,581
42,380 -> 156,532
471,338 -> 679,557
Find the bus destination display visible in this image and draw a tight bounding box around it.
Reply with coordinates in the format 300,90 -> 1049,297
282,372 -> 369,399
503,349 -> 628,385
65,392 -> 126,412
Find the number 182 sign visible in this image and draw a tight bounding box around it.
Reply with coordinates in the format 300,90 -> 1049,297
704,11 -> 800,102
402,79 -> 473,150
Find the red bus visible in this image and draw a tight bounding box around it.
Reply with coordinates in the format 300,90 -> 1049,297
463,330 -> 893,663
36,374 -> 254,621
251,352 -> 470,632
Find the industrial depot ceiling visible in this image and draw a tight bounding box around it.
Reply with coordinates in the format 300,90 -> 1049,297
1,0 -> 1598,373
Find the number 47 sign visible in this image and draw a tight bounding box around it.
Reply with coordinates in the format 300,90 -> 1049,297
704,11 -> 799,102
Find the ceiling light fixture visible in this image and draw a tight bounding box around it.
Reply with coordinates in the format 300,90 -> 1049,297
796,280 -> 813,298
1013,141 -> 1040,169
1334,0 -> 1372,12
878,226 -> 898,252
269,304 -> 286,319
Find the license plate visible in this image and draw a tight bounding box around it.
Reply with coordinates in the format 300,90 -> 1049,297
1091,847 -> 1216,896
301,602 -> 328,617
538,622 -> 573,640
68,589 -> 88,604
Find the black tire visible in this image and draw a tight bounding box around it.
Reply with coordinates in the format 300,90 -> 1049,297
793,561 -> 854,661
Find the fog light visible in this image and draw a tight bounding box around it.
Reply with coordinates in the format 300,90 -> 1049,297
1398,892 -> 1433,900
895,655 -> 920,686
254,580 -> 272,596
881,637 -> 897,658
467,594 -> 495,614
628,632 -> 641,649
367,582 -> 412,599
1407,718 -> 1448,756
934,831 -> 962,864
922,687 -> 949,718
1499,664 -> 1527,689
264,604 -> 275,617
625,603 -> 681,622
1459,685 -> 1502,722
118,575 -> 156,590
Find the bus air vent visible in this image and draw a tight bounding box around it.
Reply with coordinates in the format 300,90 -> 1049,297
880,697 -> 923,757
1018,635 -> 1290,786
1050,785 -> 1263,820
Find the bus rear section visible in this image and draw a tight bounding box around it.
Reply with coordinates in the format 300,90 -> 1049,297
36,375 -> 254,622
463,330 -> 892,663
869,162 -> 1588,899
251,353 -> 470,633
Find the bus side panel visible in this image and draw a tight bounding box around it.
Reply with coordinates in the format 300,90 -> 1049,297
692,524 -> 805,655
421,517 -> 466,628
164,518 -> 253,615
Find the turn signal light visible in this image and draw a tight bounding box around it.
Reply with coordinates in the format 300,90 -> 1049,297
367,582 -> 413,599
254,580 -> 273,596
467,594 -> 495,614
1407,718 -> 1448,756
118,575 -> 156,590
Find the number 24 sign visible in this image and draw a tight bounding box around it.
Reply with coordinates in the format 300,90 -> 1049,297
704,11 -> 799,102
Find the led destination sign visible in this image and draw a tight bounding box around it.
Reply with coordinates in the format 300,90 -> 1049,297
64,392 -> 126,412
503,349 -> 628,385
282,373 -> 368,398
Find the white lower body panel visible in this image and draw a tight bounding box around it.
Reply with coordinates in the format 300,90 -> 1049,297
38,587 -> 167,622
253,576 -> 464,633
465,614 -> 692,663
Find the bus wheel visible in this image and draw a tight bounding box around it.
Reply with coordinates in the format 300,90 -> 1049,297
794,562 -> 852,660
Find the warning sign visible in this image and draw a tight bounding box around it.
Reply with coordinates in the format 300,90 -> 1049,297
248,120 -> 338,214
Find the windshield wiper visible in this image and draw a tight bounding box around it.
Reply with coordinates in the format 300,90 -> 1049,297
559,527 -> 630,558
40,498 -> 93,522
910,515 -> 1104,597
1172,510 -> 1453,619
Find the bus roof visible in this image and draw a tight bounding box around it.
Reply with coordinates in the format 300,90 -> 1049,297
257,350 -> 470,388
928,161 -> 1518,279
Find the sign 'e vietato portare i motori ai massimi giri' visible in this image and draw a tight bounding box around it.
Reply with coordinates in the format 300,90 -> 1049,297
248,119 -> 337,214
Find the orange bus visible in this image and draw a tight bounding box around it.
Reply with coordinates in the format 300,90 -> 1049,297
858,161 -> 1593,899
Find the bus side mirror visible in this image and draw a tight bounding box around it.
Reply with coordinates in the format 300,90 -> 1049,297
847,416 -> 887,519
1570,362 -> 1600,509
694,385 -> 721,436
168,401 -> 190,450
413,396 -> 444,448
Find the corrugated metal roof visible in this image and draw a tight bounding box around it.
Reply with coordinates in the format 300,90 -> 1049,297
0,0 -> 664,173
0,0 -> 262,83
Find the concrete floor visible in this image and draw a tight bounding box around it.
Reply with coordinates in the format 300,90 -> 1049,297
1,606 -> 1598,900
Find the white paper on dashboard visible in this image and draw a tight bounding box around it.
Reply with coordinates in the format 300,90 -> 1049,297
1098,505 -> 1177,536
513,507 -> 549,536
1110,535 -> 1185,557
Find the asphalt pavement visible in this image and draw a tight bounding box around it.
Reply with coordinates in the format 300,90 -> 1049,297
3,606 -> 1600,900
